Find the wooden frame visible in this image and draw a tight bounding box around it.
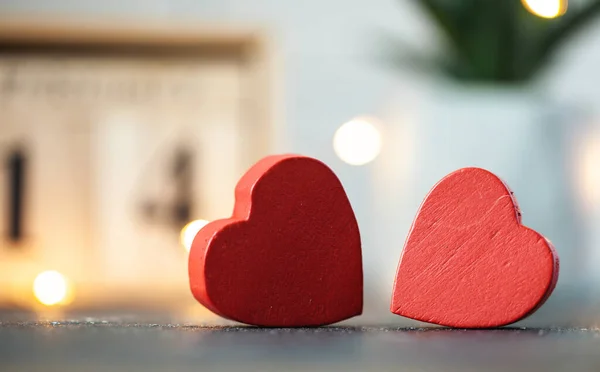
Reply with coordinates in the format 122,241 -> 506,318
0,19 -> 275,312
0,18 -> 275,156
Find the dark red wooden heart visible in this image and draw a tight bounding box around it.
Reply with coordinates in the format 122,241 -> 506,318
391,168 -> 559,328
189,154 -> 363,327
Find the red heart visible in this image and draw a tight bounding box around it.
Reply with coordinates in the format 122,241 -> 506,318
189,154 -> 363,326
391,168 -> 559,328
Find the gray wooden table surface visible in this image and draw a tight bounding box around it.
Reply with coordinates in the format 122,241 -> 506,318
1,310 -> 600,372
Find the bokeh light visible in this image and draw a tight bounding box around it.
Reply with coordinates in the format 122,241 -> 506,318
180,219 -> 210,252
33,271 -> 68,306
522,0 -> 567,18
577,131 -> 600,208
333,117 -> 383,166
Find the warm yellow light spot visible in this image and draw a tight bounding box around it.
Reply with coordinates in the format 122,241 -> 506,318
180,219 -> 210,252
522,0 -> 567,19
33,271 -> 68,306
578,132 -> 600,207
333,117 -> 382,166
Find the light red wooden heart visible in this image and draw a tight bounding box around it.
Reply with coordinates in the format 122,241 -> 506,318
391,168 -> 559,328
189,154 -> 363,327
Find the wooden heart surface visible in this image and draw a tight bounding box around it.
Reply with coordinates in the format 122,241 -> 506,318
189,154 -> 363,327
391,168 -> 559,328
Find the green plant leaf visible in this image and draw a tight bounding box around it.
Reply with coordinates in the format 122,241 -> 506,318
382,0 -> 600,83
370,31 -> 458,79
410,0 -> 461,38
408,0 -> 464,56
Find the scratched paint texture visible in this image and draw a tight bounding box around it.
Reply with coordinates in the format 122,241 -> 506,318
392,168 -> 559,328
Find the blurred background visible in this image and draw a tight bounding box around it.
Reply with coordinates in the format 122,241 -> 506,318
0,0 -> 599,327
